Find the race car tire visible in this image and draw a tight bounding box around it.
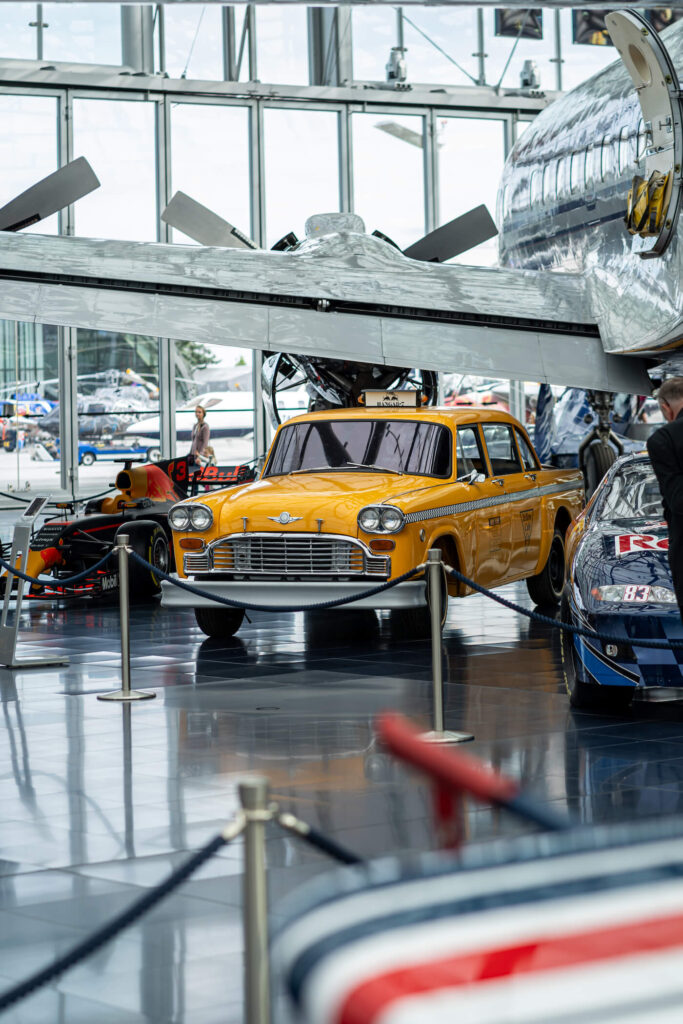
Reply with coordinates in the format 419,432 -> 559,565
583,442 -> 616,499
195,606 -> 245,638
80,451 -> 96,466
122,521 -> 171,599
146,447 -> 161,463
560,593 -> 633,712
526,528 -> 565,607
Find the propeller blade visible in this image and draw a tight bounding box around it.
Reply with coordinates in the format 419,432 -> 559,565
0,157 -> 100,232
271,231 -> 299,252
403,204 -> 498,262
161,191 -> 258,249
371,229 -> 401,251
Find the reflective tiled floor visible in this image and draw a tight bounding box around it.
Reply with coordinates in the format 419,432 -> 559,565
3,587 -> 683,1021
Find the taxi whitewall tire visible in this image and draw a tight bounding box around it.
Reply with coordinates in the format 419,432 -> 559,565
526,527 -> 565,607
80,451 -> 96,466
560,592 -> 633,712
396,553 -> 448,636
119,521 -> 171,599
195,606 -> 245,638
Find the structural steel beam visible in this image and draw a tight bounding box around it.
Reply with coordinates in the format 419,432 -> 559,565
0,60 -> 554,114
22,1 -> 677,6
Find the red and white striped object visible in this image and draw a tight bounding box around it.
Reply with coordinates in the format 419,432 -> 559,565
274,819 -> 683,1024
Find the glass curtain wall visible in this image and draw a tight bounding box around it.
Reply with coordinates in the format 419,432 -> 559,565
3,3 -> 625,490
0,96 -> 60,493
72,98 -> 157,241
0,94 -> 58,234
351,112 -> 426,248
0,321 -> 60,503
42,4 -> 121,65
170,101 -> 251,241
437,116 -> 505,266
164,5 -> 223,81
263,107 -> 341,245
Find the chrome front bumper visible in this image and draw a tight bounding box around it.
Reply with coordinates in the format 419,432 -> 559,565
160,576 -> 427,611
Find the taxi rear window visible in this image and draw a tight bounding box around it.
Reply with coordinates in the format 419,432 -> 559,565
265,419 -> 452,478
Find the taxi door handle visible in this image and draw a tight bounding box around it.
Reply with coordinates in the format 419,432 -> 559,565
524,473 -> 536,481
492,478 -> 504,487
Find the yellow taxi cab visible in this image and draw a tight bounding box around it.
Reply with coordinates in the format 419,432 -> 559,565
161,401 -> 584,637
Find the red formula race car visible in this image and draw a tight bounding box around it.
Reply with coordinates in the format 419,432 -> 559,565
25,455 -> 255,601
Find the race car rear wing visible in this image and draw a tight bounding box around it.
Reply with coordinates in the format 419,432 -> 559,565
158,455 -> 256,496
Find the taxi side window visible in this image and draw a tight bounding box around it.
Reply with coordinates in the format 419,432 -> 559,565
456,426 -> 487,478
481,424 -> 523,476
515,429 -> 538,471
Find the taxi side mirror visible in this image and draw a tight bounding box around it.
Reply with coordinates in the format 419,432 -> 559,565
457,469 -> 486,485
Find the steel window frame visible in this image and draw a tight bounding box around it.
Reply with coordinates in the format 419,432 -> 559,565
0,72 -> 535,490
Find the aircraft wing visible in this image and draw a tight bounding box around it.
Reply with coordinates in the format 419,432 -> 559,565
0,229 -> 650,393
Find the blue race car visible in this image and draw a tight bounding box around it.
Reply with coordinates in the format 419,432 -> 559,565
562,452 -> 683,711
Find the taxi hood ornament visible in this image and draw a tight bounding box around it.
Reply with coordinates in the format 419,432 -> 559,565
268,512 -> 302,525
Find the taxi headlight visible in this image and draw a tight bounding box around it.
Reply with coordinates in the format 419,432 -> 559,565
169,505 -> 190,531
592,584 -> 677,604
189,505 -> 213,531
379,507 -> 405,534
358,507 -> 381,533
358,505 -> 405,534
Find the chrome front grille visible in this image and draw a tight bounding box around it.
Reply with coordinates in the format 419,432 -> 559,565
183,551 -> 211,572
183,533 -> 389,578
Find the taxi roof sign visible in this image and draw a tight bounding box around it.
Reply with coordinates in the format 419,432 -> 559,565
363,389 -> 421,408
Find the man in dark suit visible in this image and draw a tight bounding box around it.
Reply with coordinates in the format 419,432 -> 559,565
647,377 -> 683,615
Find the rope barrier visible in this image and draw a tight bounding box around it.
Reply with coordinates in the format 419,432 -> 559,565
2,536 -> 680,653
125,547 -> 683,651
0,550 -> 114,587
0,827 -> 238,1014
0,487 -> 114,507
130,550 -> 426,613
277,813 -> 364,865
0,804 -> 362,1014
444,565 -> 683,652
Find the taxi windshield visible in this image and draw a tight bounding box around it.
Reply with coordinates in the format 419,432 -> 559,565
599,462 -> 664,521
265,419 -> 452,478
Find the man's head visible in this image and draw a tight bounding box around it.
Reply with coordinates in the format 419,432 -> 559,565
657,378 -> 683,422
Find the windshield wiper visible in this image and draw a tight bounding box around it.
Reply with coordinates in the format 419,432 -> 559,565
290,462 -> 403,476
344,462 -> 403,476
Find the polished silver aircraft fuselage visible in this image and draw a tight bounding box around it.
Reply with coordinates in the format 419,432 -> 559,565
498,18 -> 683,360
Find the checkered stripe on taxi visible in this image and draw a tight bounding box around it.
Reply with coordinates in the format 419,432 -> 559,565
404,480 -> 580,525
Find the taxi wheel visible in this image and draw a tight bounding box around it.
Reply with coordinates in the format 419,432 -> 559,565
560,594 -> 633,712
81,451 -> 95,466
526,528 -> 565,608
195,606 -> 245,638
396,557 -> 448,637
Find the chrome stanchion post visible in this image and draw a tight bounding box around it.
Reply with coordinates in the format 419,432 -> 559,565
98,535 -> 155,702
421,549 -> 473,744
429,549 -> 445,733
239,777 -> 271,1024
